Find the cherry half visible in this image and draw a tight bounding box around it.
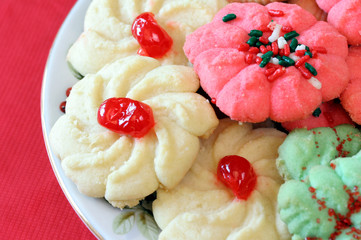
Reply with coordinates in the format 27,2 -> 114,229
217,155 -> 257,200
131,12 -> 173,58
97,97 -> 155,138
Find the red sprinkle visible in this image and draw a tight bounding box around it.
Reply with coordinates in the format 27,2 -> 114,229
278,49 -> 284,57
245,53 -> 254,64
259,36 -> 269,44
282,25 -> 293,32
311,50 -> 318,58
258,25 -> 271,32
268,67 -> 286,82
238,43 -> 250,52
312,46 -> 327,54
66,87 -> 72,97
295,55 -> 311,67
265,67 -> 276,76
271,42 -> 279,55
249,47 -> 260,54
284,44 -> 290,57
298,65 -> 313,79
295,49 -> 307,57
211,98 -> 217,104
268,9 -> 285,17
255,56 -> 262,64
260,45 -> 268,54
266,45 -> 272,52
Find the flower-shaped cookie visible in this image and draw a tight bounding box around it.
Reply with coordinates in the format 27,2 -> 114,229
153,119 -> 290,240
67,0 -> 227,77
316,0 -> 361,45
281,100 -> 354,131
341,46 -> 361,124
227,0 -> 284,5
184,2 -> 349,123
49,56 -> 219,208
278,151 -> 361,240
277,124 -> 361,181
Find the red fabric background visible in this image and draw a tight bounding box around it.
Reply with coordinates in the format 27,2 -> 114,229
0,0 -> 96,239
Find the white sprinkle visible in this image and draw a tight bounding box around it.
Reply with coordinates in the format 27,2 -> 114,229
257,53 -> 263,57
277,37 -> 287,49
289,53 -> 300,62
295,44 -> 306,51
268,24 -> 282,42
308,77 -> 322,89
270,57 -> 279,65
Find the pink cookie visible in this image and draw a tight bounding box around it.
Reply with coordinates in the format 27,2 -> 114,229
184,2 -> 349,123
316,0 -> 361,45
281,101 -> 354,131
341,46 -> 361,124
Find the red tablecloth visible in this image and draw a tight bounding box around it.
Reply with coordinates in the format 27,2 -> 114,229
0,0 -> 96,239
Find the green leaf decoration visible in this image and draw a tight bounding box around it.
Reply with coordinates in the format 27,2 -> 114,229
67,60 -> 84,80
112,210 -> 135,235
135,211 -> 161,240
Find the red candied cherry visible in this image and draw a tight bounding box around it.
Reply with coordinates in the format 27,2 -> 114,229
131,12 -> 173,58
217,155 -> 257,200
97,97 -> 155,138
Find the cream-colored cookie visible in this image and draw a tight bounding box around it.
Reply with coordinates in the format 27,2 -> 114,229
153,119 -> 290,240
50,55 -> 218,209
227,0 -> 284,4
67,0 -> 227,76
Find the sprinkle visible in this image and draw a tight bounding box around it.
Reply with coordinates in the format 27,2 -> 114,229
249,47 -> 260,54
266,45 -> 272,52
265,67 -> 276,76
245,53 -> 254,64
256,41 -> 263,47
268,9 -> 285,17
290,38 -> 298,52
278,49 -> 284,57
211,98 -> 217,104
262,51 -> 273,59
249,29 -> 263,37
267,67 -> 286,82
311,50 -> 318,58
257,53 -> 263,57
258,36 -> 269,44
260,57 -> 271,68
238,43 -> 250,52
298,65 -> 313,79
312,108 -> 321,117
271,41 -> 278,55
295,49 -> 307,57
268,24 -> 282,42
305,51 -> 313,58
255,56 -> 262,64
270,57 -> 280,65
267,21 -> 277,31
313,46 -> 327,54
247,36 -> 258,46
277,36 -> 287,49
258,26 -> 270,32
260,45 -> 268,54
295,44 -> 307,51
282,25 -> 293,32
305,62 -> 318,76
288,53 -> 300,62
295,55 -> 311,68
282,56 -> 295,66
284,31 -> 299,41
284,44 -> 291,56
222,13 -> 237,22
308,77 -> 322,89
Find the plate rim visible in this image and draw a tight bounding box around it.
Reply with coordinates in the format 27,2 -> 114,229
40,0 -> 103,239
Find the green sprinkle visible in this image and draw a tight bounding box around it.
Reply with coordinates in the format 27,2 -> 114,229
262,51 -> 273,59
247,36 -> 258,46
222,13 -> 237,22
256,41 -> 263,47
260,57 -> 271,68
305,62 -> 317,76
279,60 -> 289,67
282,56 -> 295,66
305,51 -> 313,58
284,31 -> 299,41
290,38 -> 298,52
275,55 -> 282,61
249,30 -> 263,37
306,46 -> 310,51
312,108 -> 321,117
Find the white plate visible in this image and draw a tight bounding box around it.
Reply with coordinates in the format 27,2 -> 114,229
41,1 -> 159,239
